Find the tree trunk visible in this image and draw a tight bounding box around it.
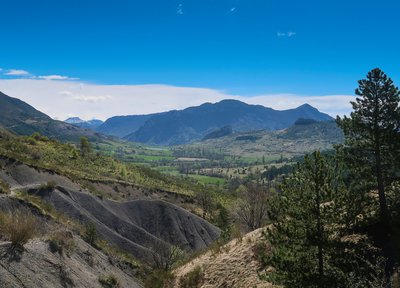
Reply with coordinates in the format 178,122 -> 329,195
375,144 -> 388,223
375,138 -> 394,286
317,205 -> 324,279
314,168 -> 324,279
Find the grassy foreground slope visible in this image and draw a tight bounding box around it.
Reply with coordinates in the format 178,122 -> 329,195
0,129 -> 200,196
174,228 -> 273,288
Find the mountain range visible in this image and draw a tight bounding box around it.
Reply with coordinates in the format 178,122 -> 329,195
98,99 -> 333,145
0,91 -> 333,146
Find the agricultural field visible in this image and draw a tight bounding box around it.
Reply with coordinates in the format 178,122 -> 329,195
93,121 -> 343,187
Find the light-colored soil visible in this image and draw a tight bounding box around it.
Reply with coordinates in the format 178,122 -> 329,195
174,228 -> 275,288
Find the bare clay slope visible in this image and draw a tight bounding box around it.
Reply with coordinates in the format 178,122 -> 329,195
0,197 -> 142,288
0,156 -> 220,263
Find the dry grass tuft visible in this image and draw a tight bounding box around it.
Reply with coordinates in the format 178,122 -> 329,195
0,209 -> 38,249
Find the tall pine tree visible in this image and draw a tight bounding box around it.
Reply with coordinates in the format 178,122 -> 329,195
336,68 -> 400,224
336,68 -> 400,282
263,151 -> 384,287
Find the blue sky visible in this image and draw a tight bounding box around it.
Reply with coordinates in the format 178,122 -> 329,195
0,0 -> 399,119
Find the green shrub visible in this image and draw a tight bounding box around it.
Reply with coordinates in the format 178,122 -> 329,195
83,222 -> 98,247
98,275 -> 120,288
0,209 -> 38,249
48,229 -> 75,256
16,191 -> 55,216
39,181 -> 57,191
179,266 -> 203,288
144,270 -> 174,288
31,132 -> 42,141
0,178 -> 10,194
26,137 -> 37,145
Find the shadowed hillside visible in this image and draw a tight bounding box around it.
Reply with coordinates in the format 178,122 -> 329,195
0,91 -> 106,142
96,114 -> 160,138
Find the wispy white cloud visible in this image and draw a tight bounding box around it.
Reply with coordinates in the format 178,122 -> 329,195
4,69 -> 30,76
277,31 -> 296,38
229,7 -> 236,12
72,95 -> 112,103
2,68 -> 77,81
37,75 -> 76,80
0,79 -> 354,121
177,3 -> 184,15
58,90 -> 73,97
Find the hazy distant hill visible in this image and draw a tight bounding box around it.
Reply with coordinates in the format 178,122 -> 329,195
279,119 -> 343,141
124,99 -> 333,145
0,91 -> 105,142
96,114 -> 158,138
179,120 -> 343,160
202,125 -> 233,141
64,117 -> 104,130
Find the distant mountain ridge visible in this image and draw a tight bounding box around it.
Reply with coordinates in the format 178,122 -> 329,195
96,114 -> 160,138
65,117 -> 104,130
0,91 -> 105,142
120,99 -> 333,145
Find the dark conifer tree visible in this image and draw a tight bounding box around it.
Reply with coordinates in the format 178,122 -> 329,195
263,151 -> 384,287
336,68 -> 400,279
337,68 -> 400,223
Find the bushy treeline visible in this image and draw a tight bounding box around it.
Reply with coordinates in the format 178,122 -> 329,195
262,68 -> 400,287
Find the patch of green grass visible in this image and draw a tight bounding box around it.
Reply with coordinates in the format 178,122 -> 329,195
189,174 -> 226,186
131,154 -> 175,162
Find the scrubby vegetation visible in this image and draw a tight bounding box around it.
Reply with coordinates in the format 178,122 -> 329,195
0,178 -> 10,194
179,266 -> 203,288
83,222 -> 98,247
0,131 -> 205,196
144,270 -> 174,288
0,209 -> 38,249
48,229 -> 76,256
98,274 -> 121,288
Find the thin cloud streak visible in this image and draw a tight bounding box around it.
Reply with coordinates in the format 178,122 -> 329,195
1,67 -> 76,81
4,69 -> 30,76
277,31 -> 296,37
37,75 -> 75,80
177,4 -> 183,15
0,79 -> 354,121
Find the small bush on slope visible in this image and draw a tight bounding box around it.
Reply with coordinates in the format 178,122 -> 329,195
83,222 -> 98,247
0,178 -> 10,194
98,274 -> 121,288
0,209 -> 38,249
179,266 -> 203,288
48,229 -> 76,257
